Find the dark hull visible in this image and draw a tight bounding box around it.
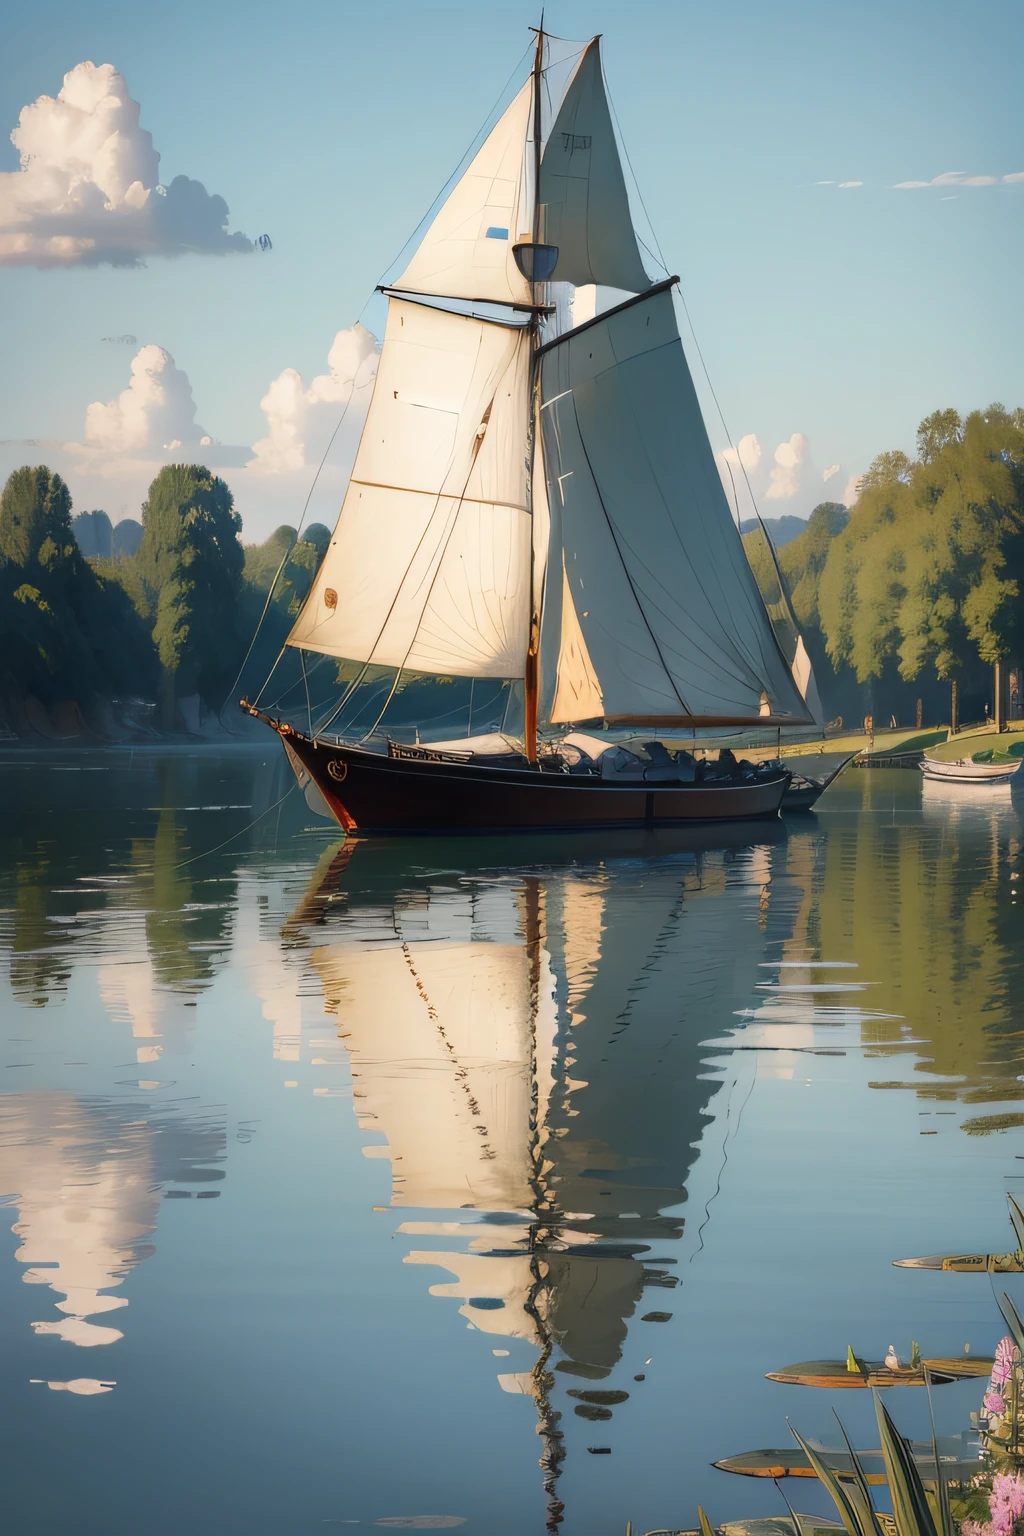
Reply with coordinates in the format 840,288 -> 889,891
278,730 -> 791,835
782,755 -> 857,812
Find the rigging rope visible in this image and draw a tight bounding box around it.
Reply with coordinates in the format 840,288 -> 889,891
221,365 -> 372,722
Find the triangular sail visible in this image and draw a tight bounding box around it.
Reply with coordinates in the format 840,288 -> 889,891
538,285 -> 813,725
287,298 -> 533,678
550,558 -> 603,722
392,81 -> 534,307
538,39 -> 651,293
742,518 -> 825,724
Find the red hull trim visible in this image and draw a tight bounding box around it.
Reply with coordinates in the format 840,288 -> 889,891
279,730 -> 790,836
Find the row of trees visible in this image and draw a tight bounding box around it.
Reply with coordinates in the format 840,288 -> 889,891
4,400 -> 1022,738
0,461 -> 330,735
748,404 -> 1024,726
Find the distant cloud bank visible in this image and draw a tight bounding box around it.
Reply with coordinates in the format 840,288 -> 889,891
893,170 -> 1024,189
0,61 -> 252,267
816,171 -> 1024,191
0,325 -> 384,538
718,432 -> 860,522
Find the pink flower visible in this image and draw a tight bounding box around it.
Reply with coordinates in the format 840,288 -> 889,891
985,1392 -> 1007,1415
962,1521 -> 995,1536
993,1336 -> 1018,1386
989,1472 -> 1024,1536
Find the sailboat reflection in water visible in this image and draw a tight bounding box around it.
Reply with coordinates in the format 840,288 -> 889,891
288,832 -> 788,1526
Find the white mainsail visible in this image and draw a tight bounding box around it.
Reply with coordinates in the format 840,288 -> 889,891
285,31 -> 814,733
537,39 -> 651,293
288,299 -> 533,678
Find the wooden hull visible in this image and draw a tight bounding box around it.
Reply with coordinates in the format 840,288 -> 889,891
676,1520 -> 846,1536
714,1442 -> 977,1484
782,755 -> 857,812
765,1355 -> 992,1388
278,729 -> 791,835
894,1252 -> 1024,1272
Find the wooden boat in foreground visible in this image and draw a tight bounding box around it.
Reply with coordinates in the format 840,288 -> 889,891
673,1521 -> 846,1536
895,1192 -> 1024,1271
675,1517 -> 847,1529
713,1438 -> 979,1483
765,1356 -> 992,1388
243,26 -> 822,834
894,1252 -> 1024,1272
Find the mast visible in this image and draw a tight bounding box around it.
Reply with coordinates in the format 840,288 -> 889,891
524,18 -> 545,765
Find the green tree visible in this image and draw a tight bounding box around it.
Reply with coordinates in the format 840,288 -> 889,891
243,524 -> 296,592
137,464 -> 244,721
818,407 -> 1024,709
0,466 -> 73,567
779,502 -> 849,634
0,466 -> 158,720
858,449 -> 917,490
916,407 -> 962,464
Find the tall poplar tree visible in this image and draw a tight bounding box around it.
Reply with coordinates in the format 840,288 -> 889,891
137,464 -> 244,722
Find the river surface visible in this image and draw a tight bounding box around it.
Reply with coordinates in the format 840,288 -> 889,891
2,748 -> 1024,1535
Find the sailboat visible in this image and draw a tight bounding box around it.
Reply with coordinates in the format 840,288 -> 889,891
242,28 -> 817,833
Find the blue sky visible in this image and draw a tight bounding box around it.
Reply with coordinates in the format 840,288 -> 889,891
1,0 -> 1022,536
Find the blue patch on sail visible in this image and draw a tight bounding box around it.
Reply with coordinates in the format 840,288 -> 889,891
484,226 -> 509,240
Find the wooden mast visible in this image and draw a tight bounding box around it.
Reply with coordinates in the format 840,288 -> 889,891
523,17 -> 545,764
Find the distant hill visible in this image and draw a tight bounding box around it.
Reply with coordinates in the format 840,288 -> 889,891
739,514 -> 807,548
71,511 -> 143,559
112,518 -> 143,557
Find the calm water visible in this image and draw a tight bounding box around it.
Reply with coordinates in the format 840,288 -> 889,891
2,749 -> 1024,1534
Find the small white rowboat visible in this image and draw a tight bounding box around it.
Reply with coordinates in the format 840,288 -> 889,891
921,755 -> 1021,783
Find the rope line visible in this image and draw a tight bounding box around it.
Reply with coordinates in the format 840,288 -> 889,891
223,365 -> 372,719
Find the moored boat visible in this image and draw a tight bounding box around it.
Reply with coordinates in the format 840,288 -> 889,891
765,1355 -> 992,1387
921,754 -> 1022,783
242,26 -> 821,834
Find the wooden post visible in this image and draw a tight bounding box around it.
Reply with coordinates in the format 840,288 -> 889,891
950,678 -> 959,735
995,661 -> 1006,732
915,698 -> 923,729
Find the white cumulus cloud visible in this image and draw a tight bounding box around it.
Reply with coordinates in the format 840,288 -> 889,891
716,433 -> 856,521
0,61 -> 252,268
84,345 -> 207,455
765,433 -> 811,501
248,325 -> 381,475
894,169 -> 1024,189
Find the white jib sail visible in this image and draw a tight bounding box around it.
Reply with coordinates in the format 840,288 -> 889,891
539,286 -> 813,724
287,298 -> 533,678
538,39 -> 651,294
392,80 -> 534,307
